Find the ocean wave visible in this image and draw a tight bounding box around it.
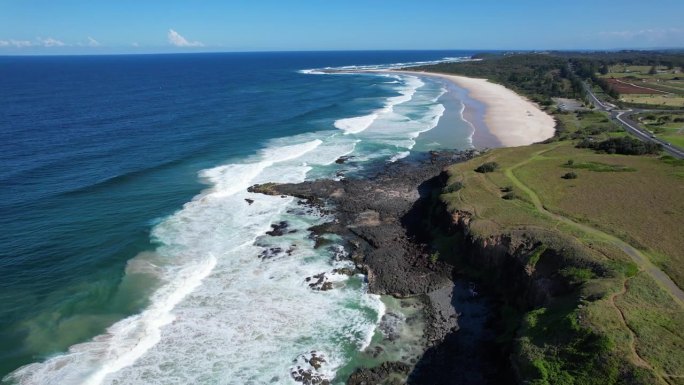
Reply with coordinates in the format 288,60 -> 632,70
457,99 -> 476,147
299,55 -> 474,74
6,60 -> 457,385
388,151 -> 411,163
333,75 -> 424,135
5,254 -> 217,385
334,113 -> 378,134
4,132 -> 384,385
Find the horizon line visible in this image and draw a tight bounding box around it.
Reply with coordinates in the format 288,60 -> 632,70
1,47 -> 684,58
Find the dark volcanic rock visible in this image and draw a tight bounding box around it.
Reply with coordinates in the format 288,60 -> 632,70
306,273 -> 334,291
245,198 -> 254,205
258,247 -> 284,259
378,312 -> 404,341
291,352 -> 330,385
266,221 -> 296,236
347,362 -> 411,385
335,155 -> 354,164
250,150 -> 497,384
332,267 -> 355,276
249,150 -> 477,296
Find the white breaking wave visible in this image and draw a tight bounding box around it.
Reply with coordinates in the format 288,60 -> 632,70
333,75 -> 424,135
4,133 -> 384,385
388,151 -> 411,163
334,113 -> 378,134
458,99 -> 476,147
200,139 -> 322,198
298,55 -> 476,74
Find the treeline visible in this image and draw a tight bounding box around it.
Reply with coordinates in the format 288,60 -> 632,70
410,53 -> 584,105
411,50 -> 684,104
555,50 -> 684,69
577,136 -> 662,155
571,59 -> 621,99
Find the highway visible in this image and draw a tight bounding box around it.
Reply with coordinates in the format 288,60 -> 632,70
582,82 -> 684,159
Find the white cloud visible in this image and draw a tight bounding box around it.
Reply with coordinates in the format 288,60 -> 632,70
1,36 -> 69,48
87,36 -> 100,47
599,28 -> 684,42
167,29 -> 203,47
0,39 -> 34,48
37,37 -> 66,47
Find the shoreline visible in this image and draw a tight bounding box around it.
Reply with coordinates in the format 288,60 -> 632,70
248,150 -> 508,384
390,70 -> 556,147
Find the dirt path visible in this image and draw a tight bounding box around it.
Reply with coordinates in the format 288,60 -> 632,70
503,147 -> 684,382
608,277 -> 680,384
503,147 -> 684,307
609,277 -> 653,369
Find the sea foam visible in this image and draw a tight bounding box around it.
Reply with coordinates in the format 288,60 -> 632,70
333,75 -> 424,135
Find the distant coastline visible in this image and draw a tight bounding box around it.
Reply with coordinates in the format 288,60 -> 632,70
390,70 -> 556,147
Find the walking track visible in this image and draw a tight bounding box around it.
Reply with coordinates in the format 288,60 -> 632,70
504,147 -> 684,307
504,146 -> 684,382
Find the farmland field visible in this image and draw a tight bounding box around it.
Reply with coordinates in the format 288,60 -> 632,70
600,65 -> 684,107
605,78 -> 663,94
621,95 -> 684,107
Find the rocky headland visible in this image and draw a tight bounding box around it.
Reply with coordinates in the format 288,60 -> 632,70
249,150 -> 518,385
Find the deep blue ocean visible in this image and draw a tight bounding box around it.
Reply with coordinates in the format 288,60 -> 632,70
0,51 -> 477,384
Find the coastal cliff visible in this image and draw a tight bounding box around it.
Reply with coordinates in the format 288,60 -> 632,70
250,150 -> 659,385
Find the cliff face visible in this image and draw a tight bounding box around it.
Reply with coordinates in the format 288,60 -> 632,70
429,175 -> 659,385
430,199 -> 572,310
249,151 -> 644,385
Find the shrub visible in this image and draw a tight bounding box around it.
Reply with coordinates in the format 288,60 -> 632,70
576,136 -> 661,155
562,172 -> 578,179
475,162 -> 499,173
502,192 -> 517,200
500,186 -> 513,193
566,159 -> 574,166
564,161 -> 635,172
443,181 -> 464,193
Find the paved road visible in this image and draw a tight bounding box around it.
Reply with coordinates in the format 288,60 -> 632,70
615,110 -> 684,158
582,82 -> 684,159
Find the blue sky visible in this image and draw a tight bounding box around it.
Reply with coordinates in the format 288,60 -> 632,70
1,0 -> 683,54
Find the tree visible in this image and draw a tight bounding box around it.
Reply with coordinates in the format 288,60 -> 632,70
599,64 -> 609,75
475,162 -> 499,173
648,66 -> 657,75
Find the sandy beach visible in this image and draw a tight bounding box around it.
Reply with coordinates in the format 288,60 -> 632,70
393,71 -> 556,147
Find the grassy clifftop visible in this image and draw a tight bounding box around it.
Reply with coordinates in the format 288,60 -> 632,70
438,140 -> 684,384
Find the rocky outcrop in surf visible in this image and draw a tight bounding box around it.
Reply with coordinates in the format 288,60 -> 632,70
249,150 -> 478,296
251,150 -> 510,384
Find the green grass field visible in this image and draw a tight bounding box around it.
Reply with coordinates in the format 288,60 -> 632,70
606,65 -> 684,81
553,110 -> 623,141
621,95 -> 684,108
636,112 -> 684,148
601,64 -> 684,107
441,139 -> 684,384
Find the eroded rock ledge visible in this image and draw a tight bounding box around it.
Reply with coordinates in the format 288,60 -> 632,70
249,150 -> 478,297
249,150 -> 509,384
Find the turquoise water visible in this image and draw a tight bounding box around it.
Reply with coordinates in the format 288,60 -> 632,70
0,51 -> 476,384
